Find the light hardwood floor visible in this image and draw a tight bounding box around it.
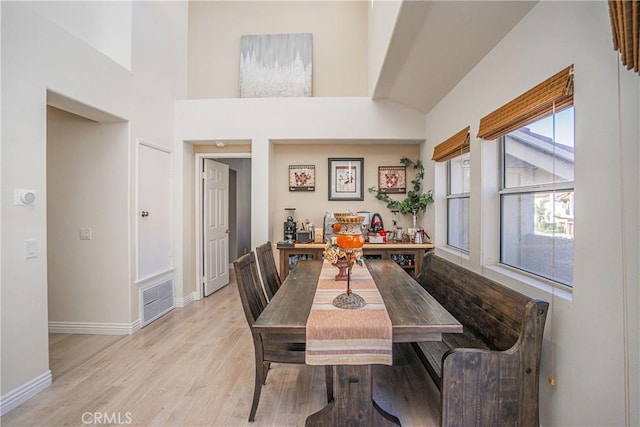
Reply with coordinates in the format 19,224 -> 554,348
2,274 -> 441,426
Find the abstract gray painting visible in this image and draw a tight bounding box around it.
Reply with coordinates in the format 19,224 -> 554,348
240,33 -> 312,98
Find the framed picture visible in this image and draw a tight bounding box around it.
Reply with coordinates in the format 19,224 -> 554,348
378,166 -> 407,194
328,158 -> 364,201
289,165 -> 315,191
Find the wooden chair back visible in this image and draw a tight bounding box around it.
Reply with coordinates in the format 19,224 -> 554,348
234,252 -> 268,327
255,241 -> 282,301
233,251 -> 334,421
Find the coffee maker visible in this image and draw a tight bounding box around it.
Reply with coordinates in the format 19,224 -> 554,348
284,208 -> 297,243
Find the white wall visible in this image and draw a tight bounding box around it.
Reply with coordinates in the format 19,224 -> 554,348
47,106 -> 130,325
24,1 -> 133,70
423,2 -> 639,425
188,0 -> 368,99
367,0 -> 401,95
1,0 -> 187,409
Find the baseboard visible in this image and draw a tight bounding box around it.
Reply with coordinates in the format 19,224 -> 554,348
0,370 -> 52,416
175,292 -> 196,308
48,320 -> 140,335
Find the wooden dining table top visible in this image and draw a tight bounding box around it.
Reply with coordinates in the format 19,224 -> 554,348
254,259 -> 462,342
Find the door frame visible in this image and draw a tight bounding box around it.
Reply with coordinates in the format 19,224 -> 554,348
195,152 -> 251,300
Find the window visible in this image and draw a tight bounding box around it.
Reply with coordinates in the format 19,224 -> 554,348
432,126 -> 471,252
500,106 -> 574,286
447,153 -> 470,251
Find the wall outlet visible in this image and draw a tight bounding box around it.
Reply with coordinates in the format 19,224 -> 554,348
80,228 -> 92,240
24,239 -> 37,259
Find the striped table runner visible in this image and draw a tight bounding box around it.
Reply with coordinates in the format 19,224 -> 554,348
305,260 -> 392,366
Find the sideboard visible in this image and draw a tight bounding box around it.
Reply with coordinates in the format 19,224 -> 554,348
276,242 -> 435,280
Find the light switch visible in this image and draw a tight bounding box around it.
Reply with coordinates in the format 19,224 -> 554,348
80,228 -> 92,240
25,239 -> 37,259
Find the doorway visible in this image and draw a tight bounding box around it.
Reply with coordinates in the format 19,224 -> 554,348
46,103 -> 129,374
196,153 -> 252,299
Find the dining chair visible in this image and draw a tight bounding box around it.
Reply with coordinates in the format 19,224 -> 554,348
233,252 -> 333,422
255,241 -> 281,301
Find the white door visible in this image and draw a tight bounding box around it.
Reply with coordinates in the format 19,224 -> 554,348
138,144 -> 172,280
203,159 -> 230,296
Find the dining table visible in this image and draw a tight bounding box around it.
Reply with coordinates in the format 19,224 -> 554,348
253,259 -> 462,426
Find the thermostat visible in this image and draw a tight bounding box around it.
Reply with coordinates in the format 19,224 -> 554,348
14,189 -> 36,205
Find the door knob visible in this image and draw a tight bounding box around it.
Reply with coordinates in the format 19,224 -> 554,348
141,211 -> 149,217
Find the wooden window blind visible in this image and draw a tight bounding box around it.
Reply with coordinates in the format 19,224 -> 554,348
609,0 -> 640,75
432,126 -> 470,162
477,65 -> 574,140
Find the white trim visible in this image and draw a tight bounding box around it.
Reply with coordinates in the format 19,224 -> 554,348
136,268 -> 175,286
484,263 -> 573,301
0,370 -> 52,416
499,182 -> 574,195
437,245 -> 471,262
195,152 -> 251,300
48,320 -> 141,335
175,291 -> 196,307
137,138 -> 172,154
196,152 -> 252,159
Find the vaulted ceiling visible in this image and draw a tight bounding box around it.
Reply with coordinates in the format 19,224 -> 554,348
374,1 -> 537,114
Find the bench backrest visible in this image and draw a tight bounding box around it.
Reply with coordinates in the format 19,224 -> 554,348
417,251 -> 534,351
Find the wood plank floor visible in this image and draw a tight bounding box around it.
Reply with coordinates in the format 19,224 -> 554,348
2,274 -> 441,426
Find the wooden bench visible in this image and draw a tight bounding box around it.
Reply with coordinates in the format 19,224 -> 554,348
413,251 -> 549,426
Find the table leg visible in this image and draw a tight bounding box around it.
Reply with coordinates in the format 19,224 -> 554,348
306,365 -> 400,427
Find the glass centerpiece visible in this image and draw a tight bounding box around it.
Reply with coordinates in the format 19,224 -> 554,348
331,213 -> 366,309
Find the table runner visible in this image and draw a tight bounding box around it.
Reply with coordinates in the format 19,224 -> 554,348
305,260 -> 392,365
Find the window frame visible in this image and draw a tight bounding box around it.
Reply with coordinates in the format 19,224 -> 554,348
497,107 -> 575,287
446,152 -> 470,252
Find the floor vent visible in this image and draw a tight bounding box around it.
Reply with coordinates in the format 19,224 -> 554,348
141,278 -> 175,327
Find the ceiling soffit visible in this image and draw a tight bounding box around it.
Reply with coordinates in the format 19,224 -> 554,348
375,1 -> 537,114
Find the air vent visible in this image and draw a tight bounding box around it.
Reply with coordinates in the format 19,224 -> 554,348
141,278 -> 174,327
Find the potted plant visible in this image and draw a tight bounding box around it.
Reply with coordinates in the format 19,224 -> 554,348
368,157 -> 433,229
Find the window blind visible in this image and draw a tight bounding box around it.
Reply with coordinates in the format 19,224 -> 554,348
477,65 -> 574,140
432,126 -> 470,162
609,0 -> 639,75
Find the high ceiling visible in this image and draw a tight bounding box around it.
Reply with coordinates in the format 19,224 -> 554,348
374,1 -> 537,114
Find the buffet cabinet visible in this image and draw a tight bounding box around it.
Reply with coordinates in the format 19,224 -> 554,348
276,242 -> 435,280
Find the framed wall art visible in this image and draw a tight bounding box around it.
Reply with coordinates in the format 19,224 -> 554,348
289,165 -> 315,191
240,33 -> 313,98
378,166 -> 406,194
328,158 -> 364,201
